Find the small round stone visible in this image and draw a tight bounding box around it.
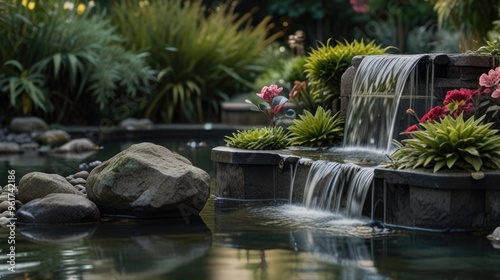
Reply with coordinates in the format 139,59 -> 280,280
74,170 -> 90,180
75,178 -> 86,185
0,217 -> 11,225
0,201 -> 10,212
68,179 -> 79,185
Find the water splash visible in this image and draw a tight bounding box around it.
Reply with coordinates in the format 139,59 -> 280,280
343,54 -> 431,151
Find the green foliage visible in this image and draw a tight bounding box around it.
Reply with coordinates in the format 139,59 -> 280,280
0,0 -> 155,124
111,0 -> 277,123
469,40 -> 500,55
389,114 -> 500,172
0,60 -> 49,114
431,0 -> 499,51
282,56 -> 308,86
288,106 -> 344,147
304,39 -> 392,112
225,126 -> 290,150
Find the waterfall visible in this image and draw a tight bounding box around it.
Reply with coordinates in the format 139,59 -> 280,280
343,54 -> 432,152
301,160 -> 374,217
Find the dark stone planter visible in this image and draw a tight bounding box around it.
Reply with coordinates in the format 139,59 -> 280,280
211,146 -> 300,204
373,168 -> 500,232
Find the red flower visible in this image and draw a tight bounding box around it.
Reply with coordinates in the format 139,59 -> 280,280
443,88 -> 473,105
402,124 -> 419,134
420,106 -> 449,123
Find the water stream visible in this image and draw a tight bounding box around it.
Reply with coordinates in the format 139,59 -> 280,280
299,160 -> 374,217
343,54 -> 432,151
299,54 -> 434,217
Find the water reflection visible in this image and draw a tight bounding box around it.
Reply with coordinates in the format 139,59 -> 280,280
1,218 -> 212,279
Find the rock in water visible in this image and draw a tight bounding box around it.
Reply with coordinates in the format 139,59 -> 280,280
35,129 -> 71,147
53,138 -> 99,153
16,193 -> 100,224
9,116 -> 49,134
18,172 -> 83,203
86,142 -> 210,219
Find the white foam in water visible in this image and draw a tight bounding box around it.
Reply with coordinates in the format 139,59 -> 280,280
251,204 -> 371,236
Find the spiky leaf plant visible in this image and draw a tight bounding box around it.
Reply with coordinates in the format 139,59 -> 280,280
225,126 -> 290,150
304,39 -> 393,111
288,106 -> 344,147
390,114 -> 500,172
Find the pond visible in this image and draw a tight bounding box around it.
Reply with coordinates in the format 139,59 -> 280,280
1,136 -> 500,279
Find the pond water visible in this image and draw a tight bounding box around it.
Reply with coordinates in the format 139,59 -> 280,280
1,137 -> 500,279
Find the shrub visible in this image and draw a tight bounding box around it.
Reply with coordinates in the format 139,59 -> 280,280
111,0 -> 278,123
288,106 -> 344,147
390,114 -> 500,172
225,126 -> 290,150
304,39 -> 392,112
0,0 -> 155,124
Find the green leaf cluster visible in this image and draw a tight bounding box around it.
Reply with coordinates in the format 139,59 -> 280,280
225,126 -> 290,150
0,0 -> 155,123
390,114 -> 500,172
111,0 -> 278,123
431,0 -> 499,51
288,106 -> 344,147
304,39 -> 392,111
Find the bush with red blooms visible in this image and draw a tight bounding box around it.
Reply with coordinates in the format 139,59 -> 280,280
404,66 -> 500,133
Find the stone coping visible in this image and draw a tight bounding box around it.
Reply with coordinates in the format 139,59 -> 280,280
58,123 -> 255,141
374,167 -> 500,190
211,146 -> 300,165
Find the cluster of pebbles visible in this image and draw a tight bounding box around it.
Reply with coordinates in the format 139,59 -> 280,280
0,128 -> 36,145
65,160 -> 103,195
0,160 -> 102,225
0,184 -> 21,224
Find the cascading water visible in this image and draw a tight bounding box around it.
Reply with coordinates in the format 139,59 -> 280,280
295,55 -> 435,217
343,54 -> 433,152
301,160 -> 374,217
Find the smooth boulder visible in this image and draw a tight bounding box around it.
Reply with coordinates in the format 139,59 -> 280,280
9,116 -> 49,134
53,138 -> 99,153
86,142 -> 210,218
35,129 -> 71,147
16,193 -> 100,224
18,172 -> 82,203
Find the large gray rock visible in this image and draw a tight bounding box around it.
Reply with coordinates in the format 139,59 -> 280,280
86,142 -> 210,218
16,193 -> 100,224
18,172 -> 82,203
35,129 -> 71,147
9,116 -> 49,134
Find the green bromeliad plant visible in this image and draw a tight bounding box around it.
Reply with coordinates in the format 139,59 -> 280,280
225,84 -> 295,150
390,114 -> 500,172
288,106 -> 344,147
225,126 -> 290,150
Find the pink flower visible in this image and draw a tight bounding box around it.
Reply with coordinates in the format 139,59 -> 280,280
349,0 -> 369,13
479,67 -> 500,88
256,84 -> 283,102
492,88 -> 500,99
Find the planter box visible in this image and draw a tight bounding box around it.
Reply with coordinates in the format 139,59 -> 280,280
211,146 -> 300,205
373,168 -> 500,232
